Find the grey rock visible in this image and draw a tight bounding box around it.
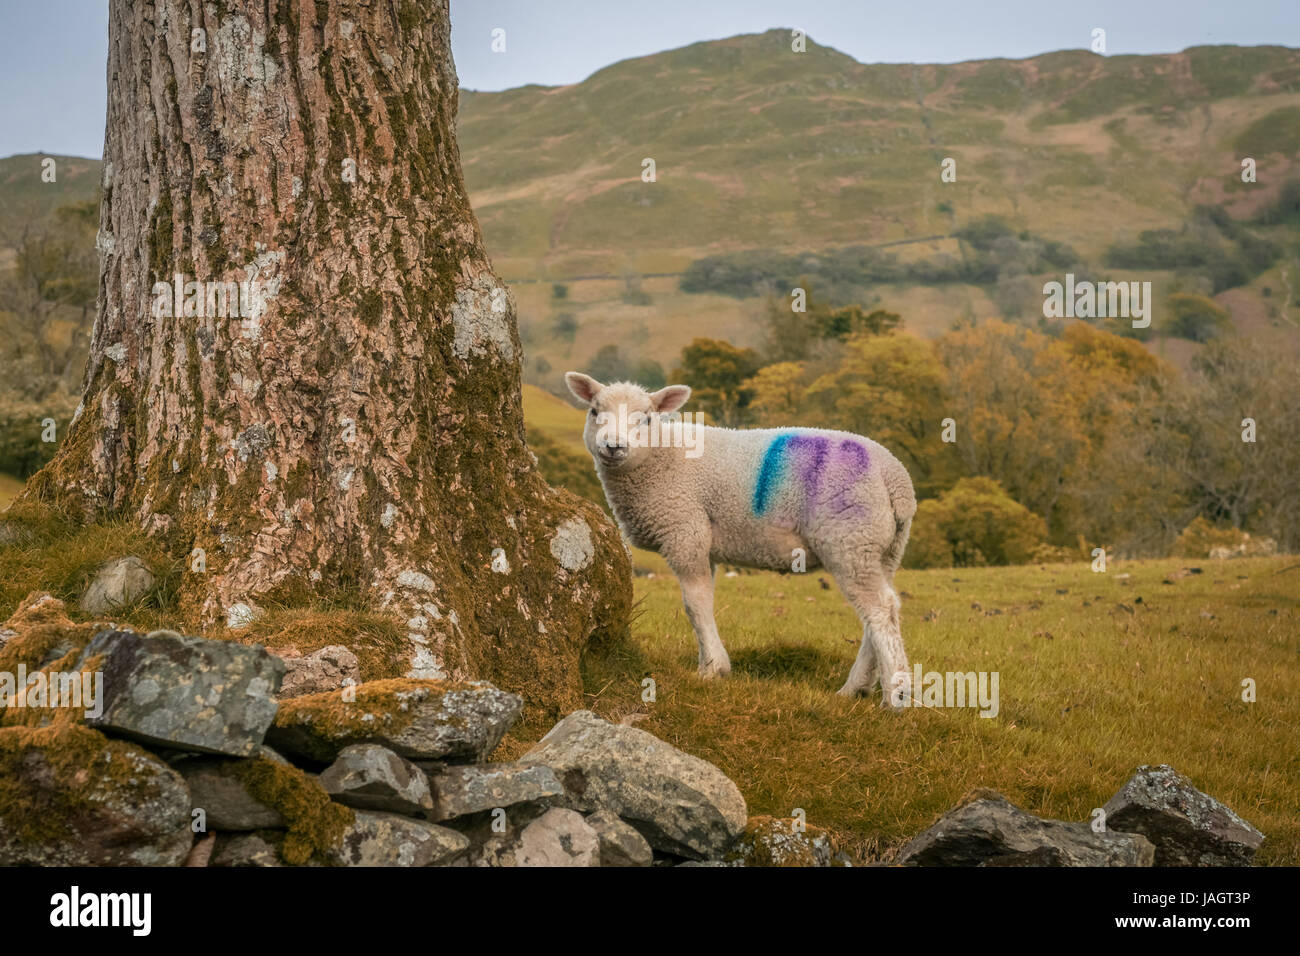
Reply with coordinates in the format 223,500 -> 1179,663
522,710 -> 747,860
75,628 -> 284,756
897,791 -> 1154,867
514,808 -> 601,866
278,645 -> 361,699
210,831 -> 286,867
1102,764 -> 1265,866
677,860 -> 741,867
425,761 -> 563,821
586,809 -> 653,867
468,807 -> 601,867
81,556 -> 155,615
176,757 -> 285,830
0,727 -> 193,866
319,744 -> 433,815
444,800 -> 551,866
329,810 -> 469,867
267,680 -> 521,764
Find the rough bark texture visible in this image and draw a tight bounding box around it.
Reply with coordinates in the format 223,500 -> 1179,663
25,0 -> 630,719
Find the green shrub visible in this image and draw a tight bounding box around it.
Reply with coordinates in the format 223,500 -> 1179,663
1172,517 -> 1247,558
526,429 -> 608,513
903,478 -> 1047,569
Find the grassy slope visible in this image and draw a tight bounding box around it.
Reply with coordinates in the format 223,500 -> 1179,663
521,382 -> 587,447
7,40 -> 1299,389
582,555 -> 1300,864
0,474 -> 23,511
463,36 -> 1300,384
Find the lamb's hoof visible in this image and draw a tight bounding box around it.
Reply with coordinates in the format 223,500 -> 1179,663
698,659 -> 731,679
836,682 -> 864,698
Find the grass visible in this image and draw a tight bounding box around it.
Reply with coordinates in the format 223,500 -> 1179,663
575,554 -> 1300,865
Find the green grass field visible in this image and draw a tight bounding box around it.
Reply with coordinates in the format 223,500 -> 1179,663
575,554 -> 1300,864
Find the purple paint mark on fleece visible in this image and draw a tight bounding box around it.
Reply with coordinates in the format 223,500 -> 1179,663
787,434 -> 830,519
752,433 -> 871,521
825,439 -> 871,516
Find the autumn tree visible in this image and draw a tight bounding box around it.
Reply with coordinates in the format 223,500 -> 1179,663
938,319 -> 1085,531
798,332 -> 959,499
672,337 -> 761,425
15,0 -> 630,718
743,361 -> 808,425
1135,339 -> 1300,552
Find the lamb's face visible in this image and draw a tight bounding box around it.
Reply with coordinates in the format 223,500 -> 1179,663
564,372 -> 692,473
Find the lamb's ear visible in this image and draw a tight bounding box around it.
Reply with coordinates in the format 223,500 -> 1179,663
564,371 -> 604,405
650,384 -> 691,414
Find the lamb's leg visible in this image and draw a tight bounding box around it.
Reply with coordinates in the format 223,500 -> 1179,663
838,622 -> 880,697
871,583 -> 911,709
677,568 -> 731,678
835,567 -> 910,709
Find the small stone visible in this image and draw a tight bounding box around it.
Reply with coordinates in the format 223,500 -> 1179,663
329,811 -> 469,867
267,679 -> 521,764
726,815 -> 834,867
177,755 -> 285,830
897,790 -> 1154,867
80,556 -> 154,615
522,710 -> 747,860
586,809 -> 653,867
0,725 -> 193,866
210,831 -> 287,867
278,644 -> 361,699
514,808 -> 600,867
319,744 -> 434,815
425,761 -> 563,821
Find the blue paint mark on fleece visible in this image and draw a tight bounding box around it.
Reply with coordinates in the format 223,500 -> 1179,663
752,433 -> 793,515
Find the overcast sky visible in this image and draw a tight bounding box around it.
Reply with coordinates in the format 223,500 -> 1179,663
2,0 -> 1298,159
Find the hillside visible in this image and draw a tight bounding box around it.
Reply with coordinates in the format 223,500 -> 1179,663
3,34 -> 1299,393
459,33 -> 1300,273
455,32 -> 1300,383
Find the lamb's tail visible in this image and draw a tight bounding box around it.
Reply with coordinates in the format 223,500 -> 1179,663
881,457 -> 916,576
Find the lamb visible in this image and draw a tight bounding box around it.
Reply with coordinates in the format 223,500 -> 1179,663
564,371 -> 918,708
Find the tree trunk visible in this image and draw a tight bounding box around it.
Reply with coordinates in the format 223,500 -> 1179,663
25,0 -> 630,718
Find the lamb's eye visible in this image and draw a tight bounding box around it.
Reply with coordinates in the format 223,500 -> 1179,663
588,408 -> 597,417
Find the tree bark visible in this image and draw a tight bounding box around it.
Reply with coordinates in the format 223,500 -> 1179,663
25,0 -> 630,718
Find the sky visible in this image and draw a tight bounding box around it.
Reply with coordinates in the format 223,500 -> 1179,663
1,0 -> 1298,159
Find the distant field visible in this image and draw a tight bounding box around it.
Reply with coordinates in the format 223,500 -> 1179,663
0,474 -> 23,511
521,383 -> 587,447
570,555 -> 1300,864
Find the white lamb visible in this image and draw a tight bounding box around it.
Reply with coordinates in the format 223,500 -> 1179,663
564,371 -> 918,708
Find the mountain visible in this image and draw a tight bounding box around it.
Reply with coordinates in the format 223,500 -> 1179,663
3,32 -> 1299,388
457,31 -> 1300,273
